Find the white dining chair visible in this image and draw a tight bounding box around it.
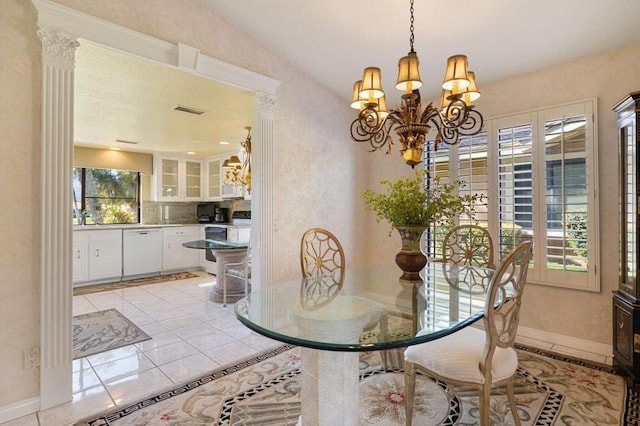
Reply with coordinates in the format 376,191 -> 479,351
404,240 -> 533,425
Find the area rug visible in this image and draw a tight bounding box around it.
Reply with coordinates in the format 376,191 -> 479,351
73,309 -> 151,360
76,344 -> 636,425
73,271 -> 199,296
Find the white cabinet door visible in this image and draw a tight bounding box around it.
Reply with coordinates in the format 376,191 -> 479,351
87,230 -> 122,281
153,155 -> 203,201
205,156 -> 222,200
162,226 -> 200,271
123,229 -> 162,277
73,232 -> 89,283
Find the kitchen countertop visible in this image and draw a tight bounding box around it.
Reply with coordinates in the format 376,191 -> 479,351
72,223 -> 251,231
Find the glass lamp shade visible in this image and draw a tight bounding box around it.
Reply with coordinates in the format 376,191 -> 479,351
375,95 -> 389,122
442,55 -> 471,92
440,89 -> 453,111
351,80 -> 366,110
359,67 -> 384,100
460,71 -> 481,106
395,51 -> 423,93
227,155 -> 242,167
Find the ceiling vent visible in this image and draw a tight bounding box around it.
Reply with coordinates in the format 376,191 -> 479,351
173,105 -> 206,115
115,139 -> 139,144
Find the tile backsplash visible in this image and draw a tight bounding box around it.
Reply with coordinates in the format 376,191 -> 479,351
142,200 -> 251,224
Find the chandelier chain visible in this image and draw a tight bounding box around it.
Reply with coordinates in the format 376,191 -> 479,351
409,0 -> 415,52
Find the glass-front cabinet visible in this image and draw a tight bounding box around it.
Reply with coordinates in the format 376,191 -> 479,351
613,91 -> 640,378
153,155 -> 203,201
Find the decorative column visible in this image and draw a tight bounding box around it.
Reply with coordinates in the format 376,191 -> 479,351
253,92 -> 276,293
36,28 -> 78,409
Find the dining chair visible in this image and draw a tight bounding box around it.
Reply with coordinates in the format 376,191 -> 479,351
300,228 -> 386,333
222,244 -> 251,307
442,224 -> 495,269
404,240 -> 533,426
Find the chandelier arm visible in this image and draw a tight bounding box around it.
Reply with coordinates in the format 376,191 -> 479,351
350,113 -> 394,152
457,108 -> 484,136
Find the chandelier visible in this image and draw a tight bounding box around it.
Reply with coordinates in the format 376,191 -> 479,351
223,126 -> 252,194
350,0 -> 483,168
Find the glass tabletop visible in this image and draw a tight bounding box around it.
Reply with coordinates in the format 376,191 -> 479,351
235,261 -> 497,352
182,239 -> 248,250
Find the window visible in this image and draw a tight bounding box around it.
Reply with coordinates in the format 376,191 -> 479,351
73,168 -> 140,225
426,99 -> 598,291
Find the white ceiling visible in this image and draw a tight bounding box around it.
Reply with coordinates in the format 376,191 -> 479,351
74,42 -> 254,158
75,1 -> 640,158
206,0 -> 640,106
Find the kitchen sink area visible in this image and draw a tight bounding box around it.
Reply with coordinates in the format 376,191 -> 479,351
72,204 -> 251,288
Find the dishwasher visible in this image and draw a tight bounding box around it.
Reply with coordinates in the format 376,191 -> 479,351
122,228 -> 163,277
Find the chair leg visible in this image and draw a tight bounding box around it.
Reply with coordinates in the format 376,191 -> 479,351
479,386 -> 491,425
506,379 -> 521,426
404,362 -> 416,426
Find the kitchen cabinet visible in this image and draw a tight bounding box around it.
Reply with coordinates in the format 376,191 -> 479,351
205,156 -> 222,200
73,229 -> 122,285
123,229 -> 163,277
73,232 -> 89,283
153,155 -> 203,201
163,226 -> 200,272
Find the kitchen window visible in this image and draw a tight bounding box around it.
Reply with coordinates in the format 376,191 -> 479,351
73,167 -> 141,225
425,99 -> 598,291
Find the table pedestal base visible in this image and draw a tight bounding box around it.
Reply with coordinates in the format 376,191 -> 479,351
300,348 -> 360,426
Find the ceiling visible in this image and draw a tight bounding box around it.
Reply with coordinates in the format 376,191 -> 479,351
206,0 -> 640,106
74,42 -> 254,158
74,1 -> 640,158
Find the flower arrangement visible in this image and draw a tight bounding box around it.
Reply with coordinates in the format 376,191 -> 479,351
362,171 -> 480,234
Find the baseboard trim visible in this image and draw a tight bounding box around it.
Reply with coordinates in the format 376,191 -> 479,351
0,397 -> 39,424
517,325 -> 612,359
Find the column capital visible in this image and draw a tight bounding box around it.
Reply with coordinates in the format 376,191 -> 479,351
257,93 -> 277,119
37,28 -> 79,62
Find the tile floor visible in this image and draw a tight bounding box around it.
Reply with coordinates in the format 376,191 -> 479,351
3,270 -> 612,426
7,271 -> 281,426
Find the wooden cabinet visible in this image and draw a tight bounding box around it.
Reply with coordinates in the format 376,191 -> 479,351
162,226 -> 200,272
613,91 -> 640,377
153,155 -> 203,201
73,229 -> 122,285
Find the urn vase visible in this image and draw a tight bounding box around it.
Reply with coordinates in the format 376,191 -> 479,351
394,224 -> 428,282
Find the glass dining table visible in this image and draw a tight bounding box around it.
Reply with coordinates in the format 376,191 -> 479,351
234,261 -> 497,425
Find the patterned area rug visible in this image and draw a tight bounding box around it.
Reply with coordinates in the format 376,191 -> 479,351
73,271 -> 199,296
73,309 -> 151,360
76,344 -> 636,425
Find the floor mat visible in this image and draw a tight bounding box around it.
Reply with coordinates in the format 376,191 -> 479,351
73,271 -> 199,296
72,308 -> 151,360
75,344 -> 632,425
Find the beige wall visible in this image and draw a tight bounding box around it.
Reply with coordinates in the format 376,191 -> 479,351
1,0 -> 639,415
476,42 -> 640,345
73,146 -> 153,174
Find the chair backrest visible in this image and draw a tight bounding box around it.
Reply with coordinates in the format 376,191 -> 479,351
300,228 -> 345,310
300,228 -> 345,283
442,224 -> 495,269
480,240 -> 533,376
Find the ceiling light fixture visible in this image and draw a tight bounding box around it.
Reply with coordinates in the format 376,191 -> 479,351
350,0 -> 484,168
223,126 -> 252,195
